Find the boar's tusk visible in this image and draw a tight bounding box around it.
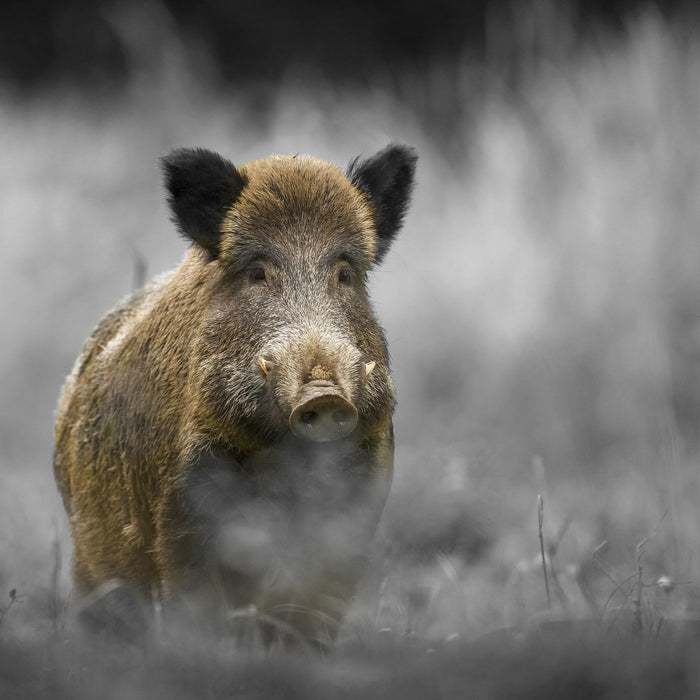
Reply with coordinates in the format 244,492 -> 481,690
365,361 -> 376,377
257,357 -> 269,377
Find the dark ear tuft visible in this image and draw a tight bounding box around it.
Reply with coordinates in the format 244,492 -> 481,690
161,148 -> 245,256
347,144 -> 417,264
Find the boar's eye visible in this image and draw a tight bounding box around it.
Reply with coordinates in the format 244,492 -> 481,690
248,266 -> 267,286
337,266 -> 354,288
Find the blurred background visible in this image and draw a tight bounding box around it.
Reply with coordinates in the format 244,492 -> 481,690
2,0 -> 700,650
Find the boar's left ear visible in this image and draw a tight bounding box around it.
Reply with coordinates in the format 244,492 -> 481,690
347,144 -> 417,264
161,148 -> 245,256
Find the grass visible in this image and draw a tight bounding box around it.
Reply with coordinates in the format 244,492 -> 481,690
2,5 -> 700,697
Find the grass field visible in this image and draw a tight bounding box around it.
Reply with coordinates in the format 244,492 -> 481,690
2,6 -> 700,697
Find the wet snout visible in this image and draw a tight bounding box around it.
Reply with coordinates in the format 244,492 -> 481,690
290,381 -> 358,442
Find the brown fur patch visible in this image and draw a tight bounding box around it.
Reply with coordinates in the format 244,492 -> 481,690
309,364 -> 332,381
219,156 -> 377,267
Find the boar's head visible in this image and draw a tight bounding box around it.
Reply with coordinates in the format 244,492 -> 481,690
162,146 -> 416,457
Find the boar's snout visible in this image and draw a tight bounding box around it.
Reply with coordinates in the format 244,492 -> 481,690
289,381 -> 358,442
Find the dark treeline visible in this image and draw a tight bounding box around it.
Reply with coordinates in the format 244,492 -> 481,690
0,0 -> 697,92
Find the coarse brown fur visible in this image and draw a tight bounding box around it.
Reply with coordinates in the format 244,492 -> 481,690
54,146 -> 417,644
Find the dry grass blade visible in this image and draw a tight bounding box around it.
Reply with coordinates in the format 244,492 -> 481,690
537,494 -> 551,610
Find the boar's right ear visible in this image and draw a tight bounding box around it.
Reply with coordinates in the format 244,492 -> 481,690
347,144 -> 417,265
161,148 -> 245,256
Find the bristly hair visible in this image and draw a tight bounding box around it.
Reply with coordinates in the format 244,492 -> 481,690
161,148 -> 246,257
346,144 -> 417,265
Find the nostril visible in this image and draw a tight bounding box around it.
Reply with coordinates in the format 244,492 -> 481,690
301,410 -> 318,426
333,409 -> 352,426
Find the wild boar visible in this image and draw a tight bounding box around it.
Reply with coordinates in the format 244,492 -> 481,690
54,144 -> 417,645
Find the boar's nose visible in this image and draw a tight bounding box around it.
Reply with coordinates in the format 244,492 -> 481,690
289,382 -> 358,442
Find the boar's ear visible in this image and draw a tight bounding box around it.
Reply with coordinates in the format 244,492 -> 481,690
347,144 -> 417,264
161,148 -> 245,256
